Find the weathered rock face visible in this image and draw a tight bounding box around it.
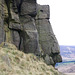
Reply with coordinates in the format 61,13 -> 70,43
0,0 -> 62,66
20,0 -> 37,16
36,4 -> 62,65
0,0 -> 5,44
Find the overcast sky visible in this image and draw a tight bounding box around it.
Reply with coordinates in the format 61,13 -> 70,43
37,0 -> 75,46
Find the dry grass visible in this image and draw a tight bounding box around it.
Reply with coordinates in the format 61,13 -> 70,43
0,42 -> 61,75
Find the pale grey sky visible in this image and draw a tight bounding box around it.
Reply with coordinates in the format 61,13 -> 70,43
37,0 -> 75,45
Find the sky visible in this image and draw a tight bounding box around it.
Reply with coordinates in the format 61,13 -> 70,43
37,0 -> 75,45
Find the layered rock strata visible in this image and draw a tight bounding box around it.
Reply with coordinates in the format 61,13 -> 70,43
0,0 -> 62,66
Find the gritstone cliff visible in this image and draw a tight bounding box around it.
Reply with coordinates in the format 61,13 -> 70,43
0,0 -> 62,66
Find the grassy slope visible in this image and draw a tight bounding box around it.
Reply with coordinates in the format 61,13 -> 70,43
0,43 -> 64,75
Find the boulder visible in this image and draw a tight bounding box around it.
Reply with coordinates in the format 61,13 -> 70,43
20,15 -> 36,30
19,15 -> 40,54
51,42 -> 60,54
9,22 -> 22,30
44,54 -> 54,65
20,0 -> 37,17
36,4 -> 50,19
52,54 -> 62,64
21,30 -> 40,54
11,31 -> 20,49
36,19 -> 60,55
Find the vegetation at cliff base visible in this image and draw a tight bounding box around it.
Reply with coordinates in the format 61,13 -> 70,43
0,42 -> 64,75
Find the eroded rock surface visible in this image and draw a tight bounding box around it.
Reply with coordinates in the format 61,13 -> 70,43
0,0 -> 62,66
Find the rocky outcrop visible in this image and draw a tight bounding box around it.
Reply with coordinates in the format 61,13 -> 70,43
36,4 -> 62,65
0,0 -> 62,66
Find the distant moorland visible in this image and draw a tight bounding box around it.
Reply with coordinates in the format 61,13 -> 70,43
60,45 -> 75,61
56,45 -> 75,74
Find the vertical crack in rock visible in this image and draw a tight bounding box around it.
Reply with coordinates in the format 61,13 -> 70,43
5,0 -> 11,23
